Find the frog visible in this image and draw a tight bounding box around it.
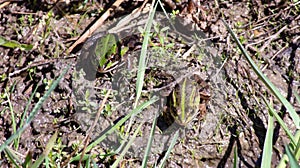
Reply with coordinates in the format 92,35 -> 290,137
160,72 -> 210,129
76,33 -> 119,80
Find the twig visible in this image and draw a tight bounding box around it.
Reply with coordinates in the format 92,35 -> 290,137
145,67 -> 202,93
77,89 -> 111,166
182,44 -> 195,59
67,0 -> 125,53
271,45 -> 288,60
77,135 -> 90,168
109,0 -> 149,33
259,25 -> 287,52
86,89 -> 111,136
0,1 -> 10,9
7,56 -> 76,77
245,25 -> 287,50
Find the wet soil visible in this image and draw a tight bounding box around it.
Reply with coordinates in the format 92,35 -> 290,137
0,0 -> 299,167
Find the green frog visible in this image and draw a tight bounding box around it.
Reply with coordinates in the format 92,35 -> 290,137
161,73 -> 210,128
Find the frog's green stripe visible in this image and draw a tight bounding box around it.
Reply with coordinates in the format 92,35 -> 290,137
189,85 -> 196,107
180,78 -> 187,122
95,33 -> 117,67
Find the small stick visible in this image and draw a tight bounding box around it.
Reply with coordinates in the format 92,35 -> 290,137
7,56 -> 76,77
67,0 -> 125,53
0,1 -> 10,9
259,25 -> 287,52
78,89 -> 111,167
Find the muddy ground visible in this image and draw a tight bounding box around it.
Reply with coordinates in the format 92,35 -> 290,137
0,0 -> 299,167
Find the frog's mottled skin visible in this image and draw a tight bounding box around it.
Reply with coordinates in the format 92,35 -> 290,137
162,73 -> 210,127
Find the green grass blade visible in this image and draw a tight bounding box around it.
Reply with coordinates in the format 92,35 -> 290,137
293,131 -> 300,160
5,88 -> 17,148
285,145 -> 300,168
4,148 -> 21,168
222,20 -> 300,128
31,131 -> 58,168
261,107 -> 274,167
278,130 -> 300,168
23,151 -> 33,168
44,131 -> 58,156
5,81 -> 17,148
261,96 -> 296,145
158,130 -> 179,168
294,92 -> 300,104
277,154 -> 289,168
233,146 -> 238,168
31,154 -> 44,168
16,83 -> 39,150
111,122 -> 143,168
134,1 -> 158,107
0,35 -> 33,51
125,0 -> 158,139
142,113 -> 158,167
158,0 -> 171,20
70,96 -> 158,162
44,156 -> 50,168
85,155 -> 91,168
92,159 -> 98,168
0,65 -> 70,153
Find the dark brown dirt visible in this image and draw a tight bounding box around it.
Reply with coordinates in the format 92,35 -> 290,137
0,0 -> 299,167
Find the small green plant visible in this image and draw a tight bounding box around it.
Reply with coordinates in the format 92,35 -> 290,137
0,35 -> 33,51
43,78 -> 53,90
0,66 -> 69,167
171,10 -> 179,19
77,89 -> 98,114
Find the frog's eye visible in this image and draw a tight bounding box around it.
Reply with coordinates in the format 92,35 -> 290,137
192,74 -> 204,82
198,87 -> 205,92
